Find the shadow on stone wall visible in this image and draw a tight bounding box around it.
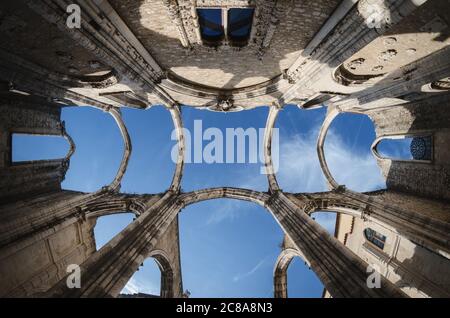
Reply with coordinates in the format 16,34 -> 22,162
393,244 -> 450,297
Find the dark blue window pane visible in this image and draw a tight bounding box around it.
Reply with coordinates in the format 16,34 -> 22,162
410,136 -> 432,160
228,8 -> 254,42
364,228 -> 386,250
197,9 -> 223,43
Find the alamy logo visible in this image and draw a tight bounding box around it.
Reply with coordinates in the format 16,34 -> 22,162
66,264 -> 81,289
366,264 -> 381,289
66,4 -> 81,29
171,120 -> 279,174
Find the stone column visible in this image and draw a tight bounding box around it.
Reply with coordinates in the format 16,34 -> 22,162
43,191 -> 183,297
273,269 -> 288,298
266,191 -> 406,297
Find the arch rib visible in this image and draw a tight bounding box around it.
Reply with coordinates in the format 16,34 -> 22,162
106,107 -> 132,192
179,187 -> 270,207
264,105 -> 281,192
168,105 -> 185,192
317,107 -> 340,190
273,247 -> 309,298
147,249 -> 175,298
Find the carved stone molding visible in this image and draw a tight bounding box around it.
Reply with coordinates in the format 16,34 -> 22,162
167,0 -> 291,58
162,0 -> 190,47
207,97 -> 242,112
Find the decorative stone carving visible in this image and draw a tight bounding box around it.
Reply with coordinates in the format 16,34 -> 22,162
207,97 -> 242,112
162,0 -> 190,47
357,0 -> 392,31
169,0 -> 291,58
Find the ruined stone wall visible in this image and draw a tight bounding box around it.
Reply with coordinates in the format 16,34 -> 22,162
0,93 -> 67,204
366,95 -> 450,201
0,218 -> 96,297
345,217 -> 450,297
108,0 -> 340,89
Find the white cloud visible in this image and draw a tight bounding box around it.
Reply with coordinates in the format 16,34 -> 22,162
232,258 -> 267,282
278,125 -> 385,193
204,122 -> 385,228
203,171 -> 266,226
121,276 -> 159,296
205,200 -> 249,225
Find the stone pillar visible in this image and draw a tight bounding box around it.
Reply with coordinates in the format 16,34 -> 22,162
266,191 -> 406,297
43,191 -> 183,297
273,268 -> 288,298
148,215 -> 184,298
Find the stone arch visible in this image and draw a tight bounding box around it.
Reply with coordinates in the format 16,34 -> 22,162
177,188 -> 405,297
273,248 -> 309,298
317,107 -> 382,191
263,105 -> 281,192
84,195 -> 150,220
102,107 -> 131,192
168,105 -> 185,192
179,187 -> 270,207
147,250 -> 175,298
64,105 -> 132,192
316,106 -> 340,190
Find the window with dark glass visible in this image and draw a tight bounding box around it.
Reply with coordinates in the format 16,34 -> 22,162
364,228 -> 386,250
228,8 -> 254,46
197,9 -> 224,46
197,8 -> 254,47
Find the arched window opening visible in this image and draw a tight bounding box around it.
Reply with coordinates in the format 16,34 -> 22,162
120,106 -> 177,194
120,257 -> 162,298
179,199 -> 284,297
373,136 -> 432,161
11,133 -> 69,163
285,212 -> 336,297
324,112 -> 385,192
93,213 -> 135,250
364,228 -> 386,250
60,107 -> 124,192
180,107 -> 268,192
277,106 -> 329,193
287,257 -> 323,298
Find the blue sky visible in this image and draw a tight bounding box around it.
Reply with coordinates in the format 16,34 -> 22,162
12,104 -> 391,298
